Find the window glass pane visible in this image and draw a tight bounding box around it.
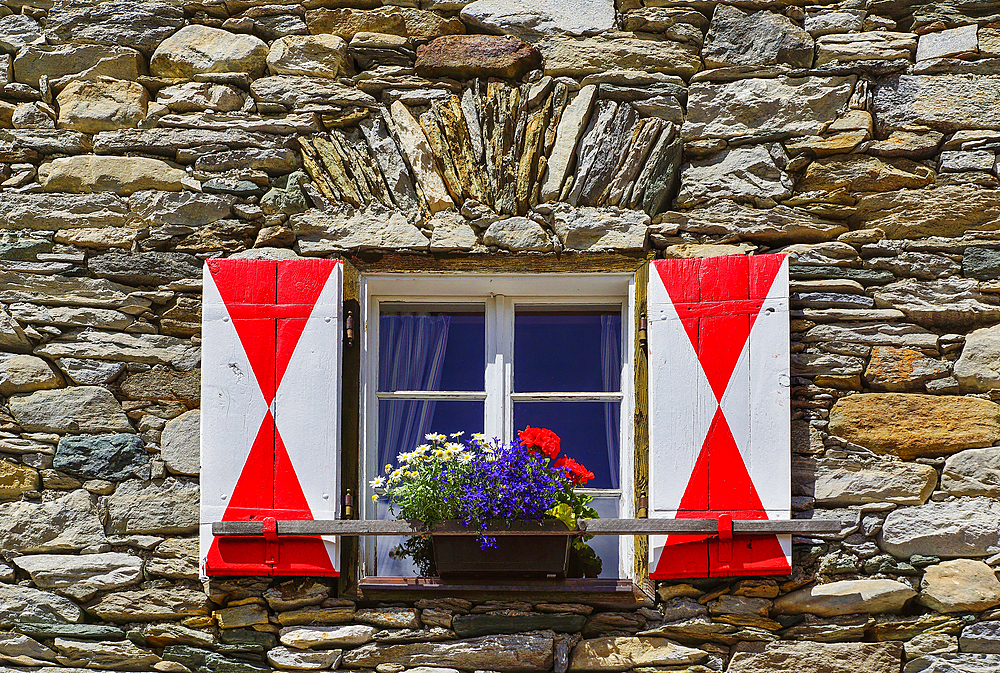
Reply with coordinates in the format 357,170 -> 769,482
379,305 -> 485,392
589,496 -> 620,579
377,400 -> 484,472
513,401 -> 619,490
514,309 -> 622,393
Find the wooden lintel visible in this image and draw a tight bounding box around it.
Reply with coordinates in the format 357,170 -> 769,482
212,518 -> 843,537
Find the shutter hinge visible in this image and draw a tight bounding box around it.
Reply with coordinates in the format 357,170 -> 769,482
344,309 -> 355,347
637,491 -> 648,518
343,489 -> 354,519
638,311 -> 647,353
262,516 -> 279,567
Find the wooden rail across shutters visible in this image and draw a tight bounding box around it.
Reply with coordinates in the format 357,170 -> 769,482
647,254 -> 791,579
200,258 -> 342,577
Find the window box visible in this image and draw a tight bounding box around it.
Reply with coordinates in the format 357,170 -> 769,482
432,520 -> 573,579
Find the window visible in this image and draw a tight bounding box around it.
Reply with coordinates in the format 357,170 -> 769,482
361,273 -> 636,580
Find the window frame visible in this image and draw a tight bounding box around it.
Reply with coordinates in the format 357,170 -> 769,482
359,272 -> 638,581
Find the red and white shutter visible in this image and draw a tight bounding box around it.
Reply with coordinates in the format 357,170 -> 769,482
200,258 -> 343,577
647,254 -> 790,579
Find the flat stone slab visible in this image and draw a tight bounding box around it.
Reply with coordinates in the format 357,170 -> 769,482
13,552 -> 143,601
568,636 -> 707,670
460,0 -> 615,38
873,75 -> 1000,133
729,641 -> 903,673
0,489 -> 107,553
342,634 -> 553,671
905,653 -> 1000,673
9,386 -> 133,434
774,579 -> 916,617
880,497 -> 1000,558
919,559 -> 1000,613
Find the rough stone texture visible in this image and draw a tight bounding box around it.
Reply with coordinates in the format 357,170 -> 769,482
279,625 -> 375,649
906,654 -> 1000,673
918,25 -> 980,62
0,489 -> 106,553
0,354 -> 61,396
9,386 -> 133,434
86,587 -> 211,623
56,77 -> 149,134
415,35 -> 541,80
568,637 -> 707,670
537,33 -> 701,78
549,205 -> 649,251
483,217 -> 553,252
954,323 -> 1000,392
105,478 -> 199,534
291,208 -> 429,253
267,646 -> 342,670
960,622 -> 1000,653
35,330 -> 201,371
881,498 -> 1000,558
0,583 -> 83,626
774,579 -> 917,616
683,77 -> 855,142
13,43 -> 143,89
702,5 -> 813,69
39,156 -> 186,196
816,32 -> 916,66
461,0 -> 614,38
677,145 -> 792,207
13,553 -> 142,601
827,393 -> 1000,459
267,35 -> 347,79
728,642 -> 903,673
54,433 -> 147,481
864,346 -> 951,391
874,75 -> 1000,133
919,560 -> 1000,613
343,635 -> 554,670
848,186 -> 1000,239
43,1 -> 185,56
801,457 -> 936,506
160,410 -> 199,476
150,25 -> 268,78
798,155 -> 935,193
942,447 -> 1000,496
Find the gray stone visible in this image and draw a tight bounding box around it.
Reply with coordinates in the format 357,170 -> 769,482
799,457 -> 936,506
868,252 -> 959,281
9,386 -> 132,434
279,625 -> 375,649
638,616 -> 777,645
39,155 -> 186,196
0,192 -> 127,230
35,329 -> 201,371
9,303 -> 133,330
483,217 -> 553,252
291,208 -> 429,254
0,584 -> 82,626
106,478 -> 198,535
702,5 -> 813,69
815,32 -> 916,66
0,129 -> 91,156
250,75 -> 377,109
160,410 -> 199,476
144,622 -> 215,648
460,0 -> 615,39
880,498 -> 1000,558
938,150 -> 995,173
964,247 -> 1000,281
55,433 -> 147,481
0,14 -> 41,52
568,636 -> 707,670
804,9 -> 865,37
428,210 -> 478,252
88,251 -> 200,286
619,8 -> 707,43
848,186 -> 1000,239
905,654 -> 1000,673
0,489 -> 106,553
157,82 -> 245,113
146,537 -> 199,581
93,128 -> 285,155
942,447 -> 1000,496
920,559 -> 1000,613
267,646 -> 342,670
196,148 -> 300,175
960,622 -> 1000,654
13,43 -> 143,89
86,586 -> 210,623
0,632 -> 57,664
267,34 -> 347,79
540,84 -> 597,203
13,552 -> 142,601
917,25 -> 978,62
549,204 -> 648,251
44,0 -> 184,55
729,642 -> 903,673
358,113 -> 420,222
874,278 -> 1000,330
151,25 -> 268,78
536,33 -> 700,79
906,631 -> 959,660
955,323 -> 1000,392
683,76 -> 855,142
0,354 -> 61,396
874,75 -> 1000,134
13,623 -> 125,641
343,634 -> 553,671
52,638 -> 160,669
676,145 -> 793,208
773,579 -> 916,617
129,190 -> 234,227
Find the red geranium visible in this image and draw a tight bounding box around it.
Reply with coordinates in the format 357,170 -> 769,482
554,456 -> 595,487
518,426 -> 560,459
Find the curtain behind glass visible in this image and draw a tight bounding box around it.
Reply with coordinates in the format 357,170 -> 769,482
377,314 -> 450,575
601,315 -> 621,490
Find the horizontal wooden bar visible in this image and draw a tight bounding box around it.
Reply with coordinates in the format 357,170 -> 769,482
212,518 -> 843,537
376,391 -> 487,401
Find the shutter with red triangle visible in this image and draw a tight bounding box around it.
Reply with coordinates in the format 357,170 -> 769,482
200,258 -> 342,576
647,254 -> 791,579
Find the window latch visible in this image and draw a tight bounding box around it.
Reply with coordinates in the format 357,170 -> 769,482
344,310 -> 355,347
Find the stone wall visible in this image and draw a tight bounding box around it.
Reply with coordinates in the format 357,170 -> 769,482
3,0 -> 1000,671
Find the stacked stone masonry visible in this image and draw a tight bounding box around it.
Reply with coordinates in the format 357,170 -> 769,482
4,0 -> 1000,671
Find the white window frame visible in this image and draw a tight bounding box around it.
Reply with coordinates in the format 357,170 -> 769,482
360,272 -> 637,580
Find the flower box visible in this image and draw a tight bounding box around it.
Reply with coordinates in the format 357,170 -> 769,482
432,521 -> 572,579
